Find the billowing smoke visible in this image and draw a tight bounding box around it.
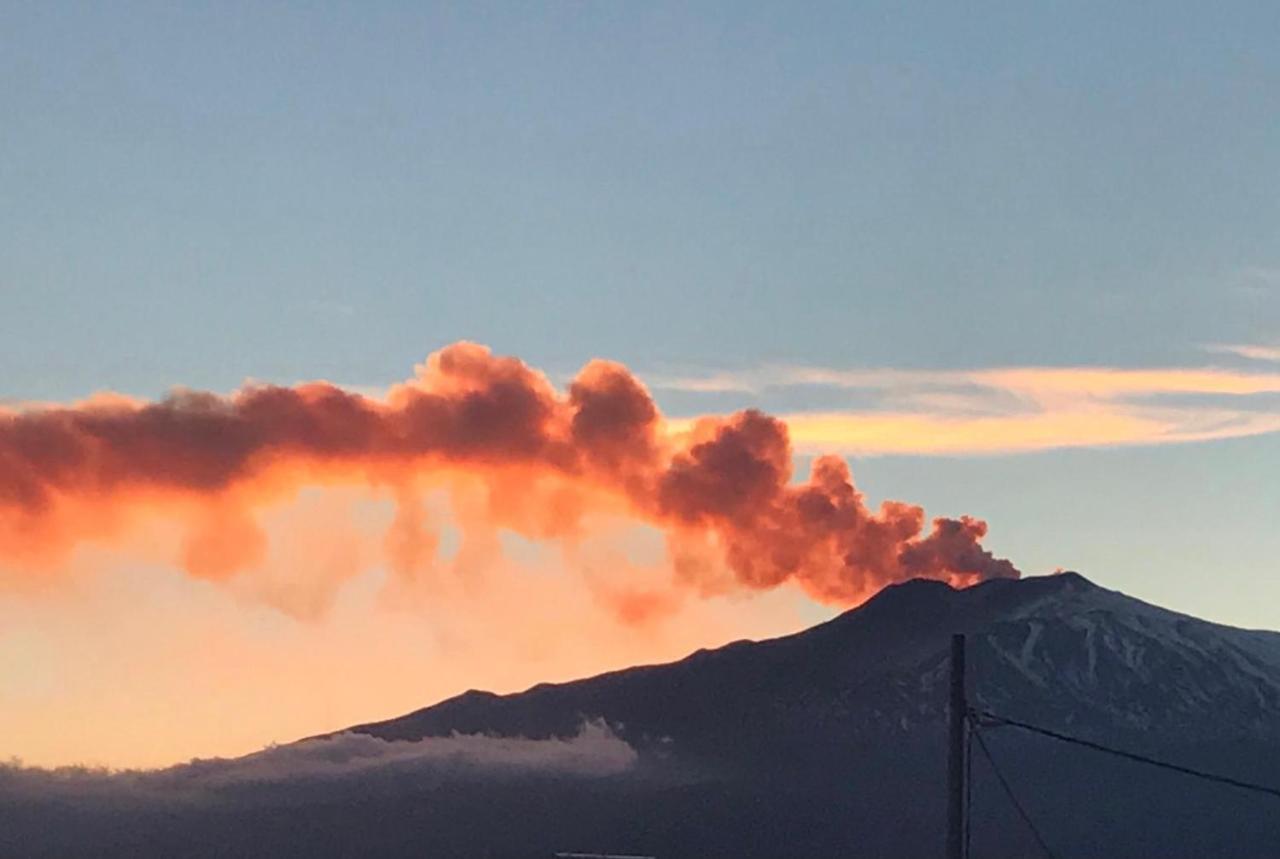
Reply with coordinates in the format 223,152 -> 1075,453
0,343 -> 1017,608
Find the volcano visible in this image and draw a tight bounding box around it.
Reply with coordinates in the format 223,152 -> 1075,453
6,572 -> 1280,858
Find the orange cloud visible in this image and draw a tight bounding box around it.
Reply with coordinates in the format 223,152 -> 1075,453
0,343 -> 1018,616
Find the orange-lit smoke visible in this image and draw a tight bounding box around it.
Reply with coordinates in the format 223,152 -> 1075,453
0,343 -> 1018,611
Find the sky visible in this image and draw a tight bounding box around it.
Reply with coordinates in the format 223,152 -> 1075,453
2,1 -> 1279,768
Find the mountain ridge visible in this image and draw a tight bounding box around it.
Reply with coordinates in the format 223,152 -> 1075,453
343,571 -> 1280,750
8,571 -> 1280,858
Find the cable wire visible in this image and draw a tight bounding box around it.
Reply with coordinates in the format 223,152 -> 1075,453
975,710 -> 1280,801
970,723 -> 1061,859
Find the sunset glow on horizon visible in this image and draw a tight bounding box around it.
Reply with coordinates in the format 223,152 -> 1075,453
4,2 -> 1279,778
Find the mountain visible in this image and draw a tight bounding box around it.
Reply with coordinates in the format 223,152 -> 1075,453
353,571 -> 1280,750
5,572 -> 1280,858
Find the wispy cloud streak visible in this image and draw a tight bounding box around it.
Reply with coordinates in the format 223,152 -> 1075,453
1204,343 -> 1280,364
655,362 -> 1280,455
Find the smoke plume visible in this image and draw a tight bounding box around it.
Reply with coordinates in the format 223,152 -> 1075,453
0,343 -> 1018,609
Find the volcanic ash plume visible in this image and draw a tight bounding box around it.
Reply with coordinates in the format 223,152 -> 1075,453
0,343 -> 1018,610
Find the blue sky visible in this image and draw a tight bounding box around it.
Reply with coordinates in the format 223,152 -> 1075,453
2,2 -> 1279,636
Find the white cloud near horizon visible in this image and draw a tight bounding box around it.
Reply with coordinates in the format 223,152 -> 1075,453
1204,343 -> 1280,363
0,720 -> 637,806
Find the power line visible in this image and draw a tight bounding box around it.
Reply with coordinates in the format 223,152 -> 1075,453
969,719 -> 1061,859
974,710 -> 1280,802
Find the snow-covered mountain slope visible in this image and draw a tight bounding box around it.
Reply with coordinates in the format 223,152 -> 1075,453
321,571 -> 1280,858
352,571 -> 1280,753
965,573 -> 1280,741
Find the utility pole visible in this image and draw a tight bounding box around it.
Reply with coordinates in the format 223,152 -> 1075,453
947,633 -> 967,859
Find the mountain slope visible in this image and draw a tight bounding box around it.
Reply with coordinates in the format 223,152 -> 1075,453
336,571 -> 1280,857
5,572 -> 1280,858
353,571 -> 1280,751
